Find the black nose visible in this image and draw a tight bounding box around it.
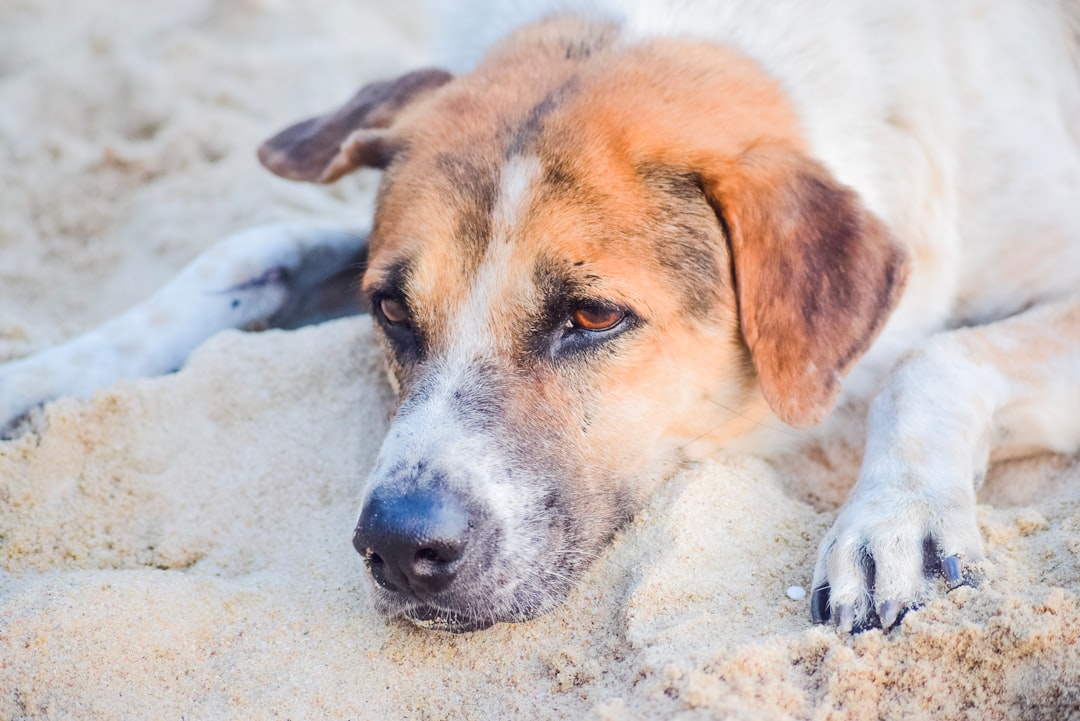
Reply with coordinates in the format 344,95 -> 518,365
353,488 -> 471,599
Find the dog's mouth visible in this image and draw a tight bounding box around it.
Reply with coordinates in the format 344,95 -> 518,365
399,604 -> 496,634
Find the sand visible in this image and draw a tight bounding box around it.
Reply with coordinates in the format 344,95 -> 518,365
2,2 -> 1079,719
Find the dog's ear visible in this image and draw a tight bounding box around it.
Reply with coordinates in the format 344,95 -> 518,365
703,146 -> 909,427
258,68 -> 453,183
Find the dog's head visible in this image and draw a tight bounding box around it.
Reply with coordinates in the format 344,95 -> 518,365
259,16 -> 907,631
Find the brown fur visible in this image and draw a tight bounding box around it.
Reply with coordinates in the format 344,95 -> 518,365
706,149 -> 909,426
258,68 -> 452,182
258,16 -> 910,627
279,24 -> 908,430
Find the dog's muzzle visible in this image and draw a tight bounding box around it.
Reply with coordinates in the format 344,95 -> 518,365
353,485 -> 494,632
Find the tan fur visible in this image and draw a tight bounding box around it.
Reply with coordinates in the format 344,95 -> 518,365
258,15 -> 909,535
255,7 -> 1079,631
348,24 -> 905,459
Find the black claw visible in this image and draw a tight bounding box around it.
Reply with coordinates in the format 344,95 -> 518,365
810,583 -> 831,624
894,604 -> 914,627
942,554 -> 964,590
922,536 -> 942,577
836,604 -> 855,633
878,601 -> 917,633
879,600 -> 902,630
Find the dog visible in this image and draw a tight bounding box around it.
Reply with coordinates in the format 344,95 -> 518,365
3,0 -> 1079,634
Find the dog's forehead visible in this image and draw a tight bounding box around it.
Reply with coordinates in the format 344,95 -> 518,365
362,68 -> 574,285
368,149 -> 671,350
362,34 -> 782,339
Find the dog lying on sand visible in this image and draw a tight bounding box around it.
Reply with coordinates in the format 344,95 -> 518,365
3,0 -> 1079,633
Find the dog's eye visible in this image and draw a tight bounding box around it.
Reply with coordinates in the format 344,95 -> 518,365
373,294 -> 422,360
569,306 -> 625,332
378,297 -> 410,326
544,301 -> 638,359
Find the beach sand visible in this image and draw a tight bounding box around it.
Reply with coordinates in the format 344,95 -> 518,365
2,2 -> 1078,719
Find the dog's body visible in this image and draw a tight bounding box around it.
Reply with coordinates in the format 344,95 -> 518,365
4,0 -> 1079,633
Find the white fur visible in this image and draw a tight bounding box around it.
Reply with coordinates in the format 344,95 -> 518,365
0,224 -> 366,434
815,294 -> 1080,627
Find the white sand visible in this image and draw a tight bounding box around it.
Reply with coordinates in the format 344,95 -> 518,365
2,2 -> 1079,719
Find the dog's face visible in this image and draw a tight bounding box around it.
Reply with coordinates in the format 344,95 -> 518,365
260,17 -> 907,631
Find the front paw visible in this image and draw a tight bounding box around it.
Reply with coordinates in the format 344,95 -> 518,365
809,491 -> 983,632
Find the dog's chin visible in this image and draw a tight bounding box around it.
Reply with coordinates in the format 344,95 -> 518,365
399,604 -> 497,634
371,578 -> 572,634
385,590 -> 567,633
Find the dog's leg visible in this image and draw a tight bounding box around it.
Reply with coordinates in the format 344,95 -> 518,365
0,223 -> 368,436
811,292 -> 1080,631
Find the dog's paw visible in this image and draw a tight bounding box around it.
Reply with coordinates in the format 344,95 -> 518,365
809,478 -> 984,632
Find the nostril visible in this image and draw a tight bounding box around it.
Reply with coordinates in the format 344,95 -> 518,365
411,541 -> 466,580
354,487 -> 473,598
365,552 -> 400,592
415,548 -> 441,564
416,539 -> 466,565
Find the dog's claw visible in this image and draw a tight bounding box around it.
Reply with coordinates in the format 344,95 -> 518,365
942,554 -> 964,589
879,599 -> 902,629
836,603 -> 855,633
810,583 -> 831,624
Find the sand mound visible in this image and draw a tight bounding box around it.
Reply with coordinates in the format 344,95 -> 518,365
2,2 -> 1078,719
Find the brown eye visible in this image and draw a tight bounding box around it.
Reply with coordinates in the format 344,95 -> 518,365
571,306 -> 625,332
379,297 -> 409,325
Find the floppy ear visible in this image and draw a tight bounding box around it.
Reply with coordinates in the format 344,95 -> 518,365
704,146 -> 909,427
258,68 -> 453,183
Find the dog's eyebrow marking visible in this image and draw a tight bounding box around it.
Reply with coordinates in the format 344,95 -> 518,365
532,257 -> 592,310
436,153 -> 497,256
368,259 -> 411,294
543,159 -> 579,195
506,78 -> 579,159
528,258 -> 592,343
